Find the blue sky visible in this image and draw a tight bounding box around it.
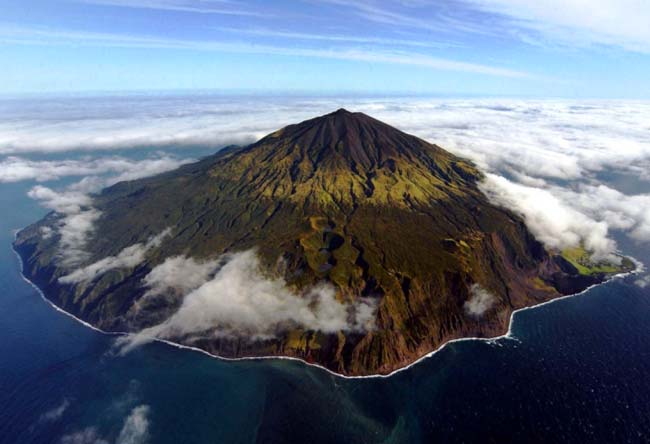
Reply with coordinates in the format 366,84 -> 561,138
1,0 -> 649,97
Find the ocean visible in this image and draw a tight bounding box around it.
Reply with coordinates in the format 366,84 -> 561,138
1,101 -> 650,443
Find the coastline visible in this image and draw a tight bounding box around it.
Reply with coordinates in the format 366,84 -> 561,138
11,236 -> 645,380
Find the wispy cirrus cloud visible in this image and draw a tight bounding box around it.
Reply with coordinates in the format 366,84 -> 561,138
466,0 -> 650,53
213,26 -> 462,49
318,0 -> 650,53
318,0 -> 498,37
78,0 -> 264,17
0,24 -> 527,78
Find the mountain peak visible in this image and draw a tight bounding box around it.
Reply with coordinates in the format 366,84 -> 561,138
204,108 -> 480,213
331,107 -> 352,115
253,108 -> 445,173
308,107 -> 367,125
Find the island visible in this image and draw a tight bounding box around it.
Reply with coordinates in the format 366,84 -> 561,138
14,109 -> 635,376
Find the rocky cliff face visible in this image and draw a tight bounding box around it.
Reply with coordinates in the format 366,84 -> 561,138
14,109 -> 631,376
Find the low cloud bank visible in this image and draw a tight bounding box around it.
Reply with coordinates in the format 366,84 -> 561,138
10,97 -> 650,262
0,154 -> 191,183
118,250 -> 378,352
59,229 -> 171,284
464,284 -> 496,317
3,98 -> 650,182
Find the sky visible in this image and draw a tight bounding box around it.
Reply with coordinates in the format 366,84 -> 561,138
1,0 -> 650,97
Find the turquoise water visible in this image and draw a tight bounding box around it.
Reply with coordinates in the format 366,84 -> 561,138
1,161 -> 650,443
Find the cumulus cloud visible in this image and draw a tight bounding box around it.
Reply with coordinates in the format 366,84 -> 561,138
0,154 -> 192,183
27,185 -> 93,214
59,229 -> 171,284
479,174 -> 617,260
118,250 -> 378,352
555,184 -> 650,243
141,255 -> 222,297
464,284 -> 496,317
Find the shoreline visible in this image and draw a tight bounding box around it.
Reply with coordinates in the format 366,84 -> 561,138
11,237 -> 645,380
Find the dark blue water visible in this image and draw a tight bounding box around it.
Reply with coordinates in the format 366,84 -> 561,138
1,168 -> 650,443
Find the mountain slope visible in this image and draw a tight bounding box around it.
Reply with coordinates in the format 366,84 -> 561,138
14,109 -> 633,376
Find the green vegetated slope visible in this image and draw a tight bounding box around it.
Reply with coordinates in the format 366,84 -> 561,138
561,246 -> 634,275
14,109 -> 634,375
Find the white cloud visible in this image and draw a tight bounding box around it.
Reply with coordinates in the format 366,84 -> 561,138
3,98 -> 650,179
22,153 -> 191,267
141,255 -> 221,297
479,174 -> 617,261
127,254 -> 223,317
59,229 -> 171,284
324,0 -> 650,53
358,99 -> 650,258
59,405 -> 150,444
38,398 -> 70,423
40,225 -> 54,239
60,427 -> 109,444
116,405 -> 150,444
27,185 -> 102,266
27,185 -> 93,214
118,250 -> 378,352
553,184 -> 650,243
56,210 -> 103,266
464,284 -> 496,317
635,275 -> 650,288
0,154 -> 192,183
467,0 -> 650,53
